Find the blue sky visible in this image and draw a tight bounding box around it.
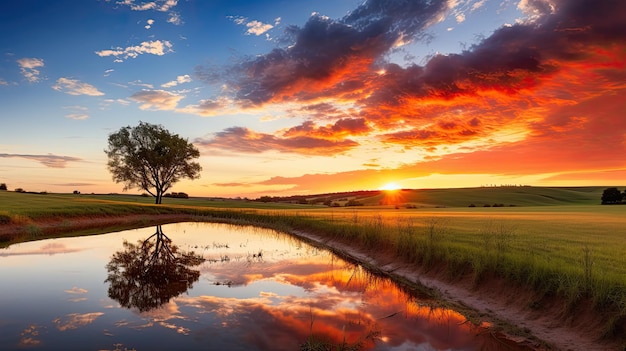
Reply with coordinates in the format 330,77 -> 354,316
1,0 -> 625,197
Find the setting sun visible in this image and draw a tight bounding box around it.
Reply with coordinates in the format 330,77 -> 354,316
380,182 -> 401,191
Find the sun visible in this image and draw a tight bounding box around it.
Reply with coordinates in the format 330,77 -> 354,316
380,182 -> 401,191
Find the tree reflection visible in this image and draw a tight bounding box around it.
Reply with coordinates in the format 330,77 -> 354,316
105,225 -> 205,312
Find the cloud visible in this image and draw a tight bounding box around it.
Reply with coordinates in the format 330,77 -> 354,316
117,0 -> 177,12
190,0 -> 626,192
65,114 -> 89,120
95,40 -> 173,61
52,78 -> 104,96
17,57 -> 44,83
195,125 -> 360,156
167,12 -> 182,25
246,20 -> 274,36
192,0 -> 625,186
0,153 -> 82,168
161,74 -> 191,88
471,0 -> 487,11
116,0 -> 182,25
101,98 -> 131,108
145,19 -> 155,29
0,78 -> 8,86
228,16 -> 274,37
201,0 -> 451,106
104,68 -> 114,77
212,182 -> 254,188
129,89 -> 184,110
129,80 -> 154,89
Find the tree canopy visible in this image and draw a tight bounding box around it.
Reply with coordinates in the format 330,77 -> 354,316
105,122 -> 202,204
601,187 -> 624,204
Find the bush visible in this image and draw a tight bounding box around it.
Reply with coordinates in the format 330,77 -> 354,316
345,199 -> 364,207
73,190 -> 81,195
0,214 -> 10,224
257,196 -> 273,203
15,188 -> 25,193
164,192 -> 189,199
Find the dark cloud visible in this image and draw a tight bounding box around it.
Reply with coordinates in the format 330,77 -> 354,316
370,0 -> 626,102
0,153 -> 82,168
283,118 -> 371,138
195,126 -> 359,155
197,0 -> 451,106
341,0 -> 449,36
196,0 -> 625,162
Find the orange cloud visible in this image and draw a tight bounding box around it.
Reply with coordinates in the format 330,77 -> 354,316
192,0 -> 625,193
195,126 -> 360,156
0,153 -> 82,168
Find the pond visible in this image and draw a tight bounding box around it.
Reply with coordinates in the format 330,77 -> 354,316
0,222 -> 526,350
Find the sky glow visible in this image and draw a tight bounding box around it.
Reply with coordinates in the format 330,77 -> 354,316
1,0 -> 625,197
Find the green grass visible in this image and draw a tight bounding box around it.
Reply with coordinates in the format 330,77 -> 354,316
1,188 -> 625,340
354,186 -> 607,207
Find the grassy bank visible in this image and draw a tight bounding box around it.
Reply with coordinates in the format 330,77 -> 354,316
1,190 -> 625,343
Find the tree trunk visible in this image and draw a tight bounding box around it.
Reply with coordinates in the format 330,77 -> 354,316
155,190 -> 162,204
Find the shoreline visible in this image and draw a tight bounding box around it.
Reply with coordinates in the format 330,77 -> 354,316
1,213 -> 622,350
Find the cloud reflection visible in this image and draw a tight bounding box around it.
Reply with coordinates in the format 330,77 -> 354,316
123,253 -> 499,350
52,312 -> 104,331
19,325 -> 41,347
0,242 -> 82,257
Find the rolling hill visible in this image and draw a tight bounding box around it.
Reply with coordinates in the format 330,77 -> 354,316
271,186 -> 612,208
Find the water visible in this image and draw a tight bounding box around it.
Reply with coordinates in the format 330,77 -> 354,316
0,222 -> 522,350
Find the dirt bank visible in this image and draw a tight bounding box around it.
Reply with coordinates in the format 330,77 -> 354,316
290,230 -> 624,351
1,214 -> 623,350
0,214 -> 196,244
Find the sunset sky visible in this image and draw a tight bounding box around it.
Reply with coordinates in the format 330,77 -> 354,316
1,0 -> 625,198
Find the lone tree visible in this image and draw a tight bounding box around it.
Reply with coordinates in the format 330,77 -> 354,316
105,122 -> 202,204
601,187 -> 623,204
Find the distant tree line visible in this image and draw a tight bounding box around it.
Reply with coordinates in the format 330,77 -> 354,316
601,187 -> 626,204
164,192 -> 189,199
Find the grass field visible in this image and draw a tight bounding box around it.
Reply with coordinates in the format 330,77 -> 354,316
305,186 -> 607,207
1,187 -> 625,340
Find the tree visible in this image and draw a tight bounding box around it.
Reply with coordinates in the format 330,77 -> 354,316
105,122 -> 202,204
601,187 -> 623,204
0,183 -> 6,191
